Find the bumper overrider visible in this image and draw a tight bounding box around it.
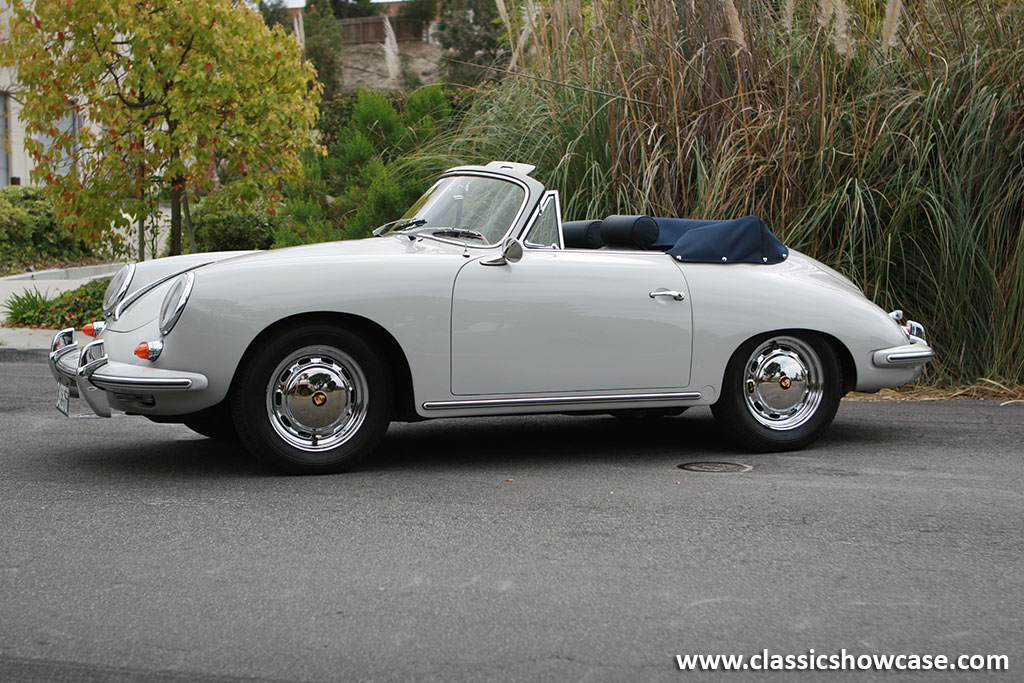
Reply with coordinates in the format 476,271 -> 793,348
48,327 -> 208,418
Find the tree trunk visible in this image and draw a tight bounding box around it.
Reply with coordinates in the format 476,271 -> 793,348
137,213 -> 145,262
137,163 -> 147,261
169,178 -> 182,256
182,192 -> 196,253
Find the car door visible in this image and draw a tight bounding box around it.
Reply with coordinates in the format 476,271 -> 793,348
450,195 -> 693,396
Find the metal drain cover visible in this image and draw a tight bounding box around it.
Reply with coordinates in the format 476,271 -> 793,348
678,461 -> 752,473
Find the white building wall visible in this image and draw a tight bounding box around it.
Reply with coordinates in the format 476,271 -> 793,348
1,74 -> 35,185
1,2 -> 36,186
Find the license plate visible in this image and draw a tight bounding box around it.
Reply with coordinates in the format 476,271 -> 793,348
56,382 -> 71,417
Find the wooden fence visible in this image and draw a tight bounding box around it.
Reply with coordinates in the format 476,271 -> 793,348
338,16 -> 423,44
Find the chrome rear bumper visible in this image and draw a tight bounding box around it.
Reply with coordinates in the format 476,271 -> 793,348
872,320 -> 935,368
872,342 -> 935,367
48,327 -> 208,418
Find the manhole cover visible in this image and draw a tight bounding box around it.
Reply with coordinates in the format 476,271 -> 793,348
678,461 -> 752,473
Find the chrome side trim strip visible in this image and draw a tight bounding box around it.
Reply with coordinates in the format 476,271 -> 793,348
91,376 -> 193,390
423,391 -> 702,411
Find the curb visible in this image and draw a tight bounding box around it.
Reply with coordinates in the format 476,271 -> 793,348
1,263 -> 123,282
0,347 -> 48,363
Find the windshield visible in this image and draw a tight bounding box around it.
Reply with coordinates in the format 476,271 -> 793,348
379,175 -> 527,245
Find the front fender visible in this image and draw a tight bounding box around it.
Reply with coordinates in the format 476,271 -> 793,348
116,249 -> 464,415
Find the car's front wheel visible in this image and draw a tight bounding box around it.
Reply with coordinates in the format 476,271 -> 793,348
712,333 -> 841,452
232,324 -> 392,474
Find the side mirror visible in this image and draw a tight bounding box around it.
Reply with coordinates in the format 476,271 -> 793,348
481,238 -> 524,267
503,238 -> 523,263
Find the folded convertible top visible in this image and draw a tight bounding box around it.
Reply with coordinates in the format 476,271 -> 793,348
575,214 -> 789,264
655,216 -> 789,264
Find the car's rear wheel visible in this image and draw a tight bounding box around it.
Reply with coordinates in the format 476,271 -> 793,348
712,333 -> 841,452
232,324 -> 392,474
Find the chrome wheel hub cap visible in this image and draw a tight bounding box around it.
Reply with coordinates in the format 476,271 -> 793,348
266,345 -> 368,452
743,336 -> 823,431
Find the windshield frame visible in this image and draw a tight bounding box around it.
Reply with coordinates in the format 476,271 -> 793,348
385,169 -> 539,249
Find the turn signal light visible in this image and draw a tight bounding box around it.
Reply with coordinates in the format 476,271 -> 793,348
83,321 -> 105,337
134,340 -> 164,361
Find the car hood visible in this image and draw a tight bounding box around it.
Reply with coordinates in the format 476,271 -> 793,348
105,236 -> 472,333
200,235 -> 470,272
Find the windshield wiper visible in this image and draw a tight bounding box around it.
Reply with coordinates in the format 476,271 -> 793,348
430,228 -> 486,242
372,218 -> 428,236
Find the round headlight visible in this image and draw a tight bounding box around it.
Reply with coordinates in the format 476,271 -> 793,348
103,263 -> 135,315
159,272 -> 195,336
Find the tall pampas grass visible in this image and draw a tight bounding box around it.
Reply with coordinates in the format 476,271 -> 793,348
382,15 -> 400,86
818,0 -> 853,58
721,0 -> 747,51
882,0 -> 903,55
493,0 -> 516,64
508,0 -> 538,72
831,0 -> 853,58
783,0 -> 796,31
818,0 -> 833,29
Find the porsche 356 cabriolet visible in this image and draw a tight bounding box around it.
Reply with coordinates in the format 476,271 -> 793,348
48,161 -> 934,473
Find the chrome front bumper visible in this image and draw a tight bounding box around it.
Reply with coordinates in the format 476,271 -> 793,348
48,327 -> 208,418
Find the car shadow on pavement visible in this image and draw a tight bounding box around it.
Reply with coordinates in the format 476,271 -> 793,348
369,403 -> 902,473
62,432 -> 279,480
59,407 -> 898,480
365,409 -> 858,473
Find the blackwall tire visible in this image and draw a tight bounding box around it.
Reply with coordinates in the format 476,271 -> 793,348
232,324 -> 392,474
711,333 -> 841,452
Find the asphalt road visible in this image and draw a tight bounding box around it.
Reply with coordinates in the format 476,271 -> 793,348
1,359 -> 1022,682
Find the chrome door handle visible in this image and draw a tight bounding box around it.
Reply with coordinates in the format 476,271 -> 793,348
649,290 -> 685,301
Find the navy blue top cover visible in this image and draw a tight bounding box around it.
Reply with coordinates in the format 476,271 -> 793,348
654,216 -> 788,264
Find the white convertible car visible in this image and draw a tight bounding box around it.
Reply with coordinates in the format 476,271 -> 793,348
49,162 -> 934,473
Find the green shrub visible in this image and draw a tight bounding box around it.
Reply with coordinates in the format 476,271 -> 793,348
404,85 -> 451,142
1,287 -> 50,327
302,0 -> 346,101
0,186 -> 93,273
3,278 -> 108,329
330,131 -> 377,174
349,90 -> 404,154
191,200 -> 281,252
435,0 -> 505,85
340,160 -> 426,240
275,197 -> 337,247
399,0 -> 437,36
